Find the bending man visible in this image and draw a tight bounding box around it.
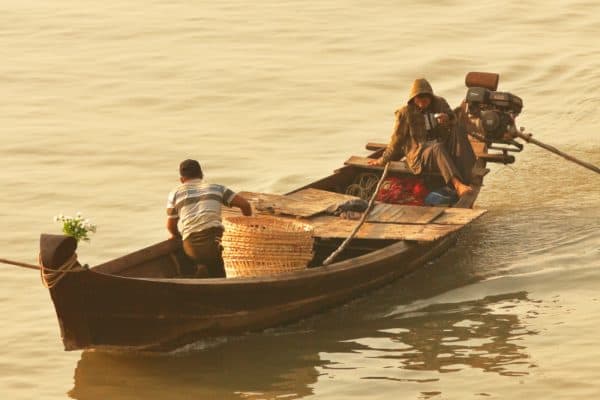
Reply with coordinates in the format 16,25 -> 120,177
369,78 -> 474,197
166,159 -> 252,277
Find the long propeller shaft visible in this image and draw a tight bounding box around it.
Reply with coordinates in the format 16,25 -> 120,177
515,130 -> 600,175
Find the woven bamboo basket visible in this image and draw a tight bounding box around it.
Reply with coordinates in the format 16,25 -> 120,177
222,216 -> 314,278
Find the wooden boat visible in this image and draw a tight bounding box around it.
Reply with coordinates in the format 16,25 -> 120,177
40,142 -> 494,352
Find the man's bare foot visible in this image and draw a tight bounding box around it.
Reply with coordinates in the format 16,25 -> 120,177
455,182 -> 474,197
451,177 -> 473,197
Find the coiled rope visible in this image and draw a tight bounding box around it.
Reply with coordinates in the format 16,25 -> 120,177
345,172 -> 380,200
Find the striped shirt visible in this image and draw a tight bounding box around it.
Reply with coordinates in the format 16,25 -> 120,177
166,179 -> 236,240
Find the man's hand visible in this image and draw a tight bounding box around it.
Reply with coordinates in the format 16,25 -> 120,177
367,158 -> 385,166
231,194 -> 253,216
435,113 -> 450,126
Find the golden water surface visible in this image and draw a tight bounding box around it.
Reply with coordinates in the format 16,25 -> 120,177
1,1 -> 599,399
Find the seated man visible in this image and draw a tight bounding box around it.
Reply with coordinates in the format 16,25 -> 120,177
369,78 -> 474,197
166,159 -> 252,277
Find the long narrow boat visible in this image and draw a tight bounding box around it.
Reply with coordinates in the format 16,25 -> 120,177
40,138 -> 499,352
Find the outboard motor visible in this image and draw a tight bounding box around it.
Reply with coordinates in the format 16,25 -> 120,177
465,86 -> 523,141
461,72 -> 525,163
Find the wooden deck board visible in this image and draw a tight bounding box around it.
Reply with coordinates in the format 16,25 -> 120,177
286,188 -> 359,207
308,215 -> 462,241
238,191 -> 324,218
432,207 -> 487,225
229,188 -> 487,241
238,188 -> 360,218
367,203 -> 444,224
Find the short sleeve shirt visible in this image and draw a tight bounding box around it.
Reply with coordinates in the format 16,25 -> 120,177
166,179 -> 236,240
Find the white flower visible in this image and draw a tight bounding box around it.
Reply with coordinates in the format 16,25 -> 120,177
54,211 -> 97,243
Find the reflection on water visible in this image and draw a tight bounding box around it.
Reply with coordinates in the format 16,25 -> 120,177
70,291 -> 539,399
337,292 -> 538,379
69,332 -> 324,400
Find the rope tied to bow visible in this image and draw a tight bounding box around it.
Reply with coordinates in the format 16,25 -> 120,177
38,252 -> 86,289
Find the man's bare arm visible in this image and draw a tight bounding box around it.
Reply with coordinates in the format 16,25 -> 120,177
230,194 -> 252,216
166,217 -> 180,239
368,111 -> 403,165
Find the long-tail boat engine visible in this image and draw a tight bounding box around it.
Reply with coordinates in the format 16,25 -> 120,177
461,72 -> 600,174
462,72 -> 525,163
466,87 -> 522,141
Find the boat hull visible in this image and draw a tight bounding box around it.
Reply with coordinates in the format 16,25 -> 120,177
48,236 -> 454,351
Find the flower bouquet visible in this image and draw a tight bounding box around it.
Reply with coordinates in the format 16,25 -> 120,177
54,212 -> 97,243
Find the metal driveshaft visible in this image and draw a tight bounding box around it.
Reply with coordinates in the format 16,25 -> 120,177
513,127 -> 600,175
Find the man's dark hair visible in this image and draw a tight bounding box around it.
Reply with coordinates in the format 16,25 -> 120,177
179,159 -> 203,179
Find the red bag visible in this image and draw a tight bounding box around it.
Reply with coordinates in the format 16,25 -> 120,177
376,177 -> 429,206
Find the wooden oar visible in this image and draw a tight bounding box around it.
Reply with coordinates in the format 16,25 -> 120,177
514,129 -> 600,175
0,258 -> 39,270
323,162 -> 391,266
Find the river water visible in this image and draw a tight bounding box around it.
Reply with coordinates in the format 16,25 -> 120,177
1,1 -> 599,399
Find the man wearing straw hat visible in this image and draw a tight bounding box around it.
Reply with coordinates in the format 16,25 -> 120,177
166,159 -> 252,277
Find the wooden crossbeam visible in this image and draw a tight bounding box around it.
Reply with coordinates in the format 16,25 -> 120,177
366,141 -> 507,165
365,142 -> 389,151
345,156 -> 445,177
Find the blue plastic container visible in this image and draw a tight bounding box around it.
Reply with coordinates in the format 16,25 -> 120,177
424,187 -> 458,206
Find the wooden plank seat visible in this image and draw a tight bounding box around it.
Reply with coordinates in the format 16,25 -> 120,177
344,155 -> 419,175
367,141 -> 486,155
361,145 -> 490,178
365,141 -> 510,165
365,142 -> 394,151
